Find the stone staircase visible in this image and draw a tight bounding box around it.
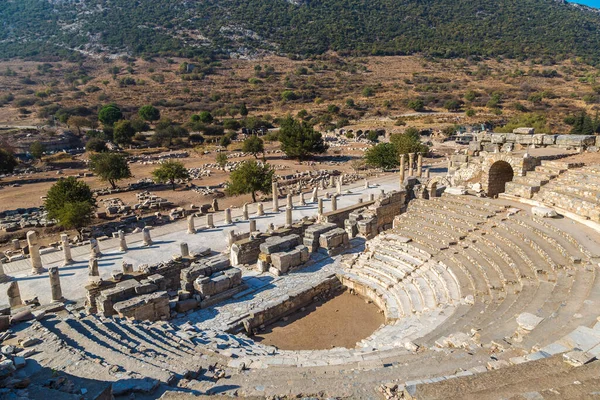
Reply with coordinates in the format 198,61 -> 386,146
504,160 -> 582,199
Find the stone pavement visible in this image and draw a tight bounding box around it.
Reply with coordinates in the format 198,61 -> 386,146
0,172 -> 407,305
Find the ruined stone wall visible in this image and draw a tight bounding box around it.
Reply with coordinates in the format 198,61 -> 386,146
237,275 -> 342,334
471,132 -> 598,150
319,200 -> 375,228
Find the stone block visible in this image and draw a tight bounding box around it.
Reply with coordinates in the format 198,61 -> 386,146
175,299 -> 198,313
259,234 -> 301,254
531,206 -> 558,218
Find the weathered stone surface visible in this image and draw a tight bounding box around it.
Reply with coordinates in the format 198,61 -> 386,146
516,313 -> 544,331
531,206 -> 558,218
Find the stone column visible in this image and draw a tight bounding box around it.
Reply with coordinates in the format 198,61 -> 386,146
286,194 -> 293,209
242,203 -> 249,220
331,195 -> 338,211
224,208 -> 232,224
187,215 -> 196,234
417,153 -> 423,177
369,193 -> 375,201
119,230 -> 128,251
318,198 -> 324,215
0,259 -> 11,283
11,239 -> 20,251
227,230 -> 236,247
249,219 -> 257,233
61,234 -> 73,266
365,180 -> 369,189
88,258 -> 99,277
408,153 -> 415,177
399,154 -> 406,184
90,238 -> 101,258
320,180 -> 326,190
49,266 -> 63,302
142,227 -> 152,246
180,242 -> 189,258
7,281 -> 22,308
425,167 -> 431,178
285,207 -> 293,228
447,158 -> 452,176
336,178 -> 342,195
311,187 -> 318,203
299,192 -> 306,206
272,181 -> 279,211
256,203 -> 264,217
27,230 -> 43,274
206,214 -> 215,228
329,175 -> 335,187
212,198 -> 219,212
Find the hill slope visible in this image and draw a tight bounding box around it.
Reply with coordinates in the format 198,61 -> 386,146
2,0 -> 600,62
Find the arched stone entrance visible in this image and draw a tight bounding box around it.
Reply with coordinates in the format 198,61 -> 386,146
487,161 -> 514,198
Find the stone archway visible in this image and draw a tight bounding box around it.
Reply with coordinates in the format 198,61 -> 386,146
487,161 -> 514,198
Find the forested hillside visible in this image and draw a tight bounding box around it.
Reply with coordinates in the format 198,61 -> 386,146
2,0 -> 600,63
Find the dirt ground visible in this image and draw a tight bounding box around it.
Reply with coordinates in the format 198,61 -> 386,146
252,290 -> 385,351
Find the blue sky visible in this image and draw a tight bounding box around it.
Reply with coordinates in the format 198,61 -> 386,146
571,0 -> 600,7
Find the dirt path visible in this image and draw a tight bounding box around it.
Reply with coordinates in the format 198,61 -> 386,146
252,291 -> 385,350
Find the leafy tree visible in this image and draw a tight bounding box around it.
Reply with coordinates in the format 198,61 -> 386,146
346,98 -> 355,107
278,116 -> 328,160
67,116 -> 92,135
364,143 -> 399,170
225,160 -> 274,202
0,148 -> 17,173
130,117 -> 150,133
29,141 -> 45,159
138,105 -> 160,121
89,152 -> 132,189
86,138 -> 107,153
570,111 -> 595,135
407,99 -> 425,112
240,103 -> 249,117
216,153 -> 228,167
151,119 -> 188,147
220,135 -> 232,147
242,135 -> 264,158
191,111 -> 213,124
367,130 -> 379,142
465,109 -> 476,117
44,177 -> 95,229
464,90 -> 478,102
390,132 -> 429,155
151,160 -> 189,190
281,90 -> 298,101
98,104 -> 122,126
362,87 -> 375,97
444,99 -> 463,111
113,120 -> 136,145
223,119 -> 241,130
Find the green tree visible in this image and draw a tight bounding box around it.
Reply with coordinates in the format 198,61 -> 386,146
44,177 -> 95,229
216,152 -> 228,167
151,160 -> 190,190
89,152 -> 132,189
86,138 -> 107,153
242,135 -> 264,158
220,135 -> 232,147
191,111 -> 213,124
29,141 -> 45,159
67,116 -> 92,135
407,99 -> 425,112
98,104 -> 122,126
240,103 -> 249,117
225,160 -> 274,202
151,119 -> 188,147
278,116 -> 328,160
367,130 -> 379,142
444,99 -> 463,111
362,87 -> 375,97
138,105 -> 161,121
364,143 -> 399,170
113,120 -> 136,145
390,131 -> 429,155
0,148 -> 17,173
570,111 -> 595,135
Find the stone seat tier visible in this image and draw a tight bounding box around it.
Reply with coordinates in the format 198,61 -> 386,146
407,201 -> 491,227
543,183 -> 600,203
39,315 -> 201,383
504,181 -> 540,199
465,234 -> 520,286
424,197 -> 500,220
339,271 -> 402,321
438,194 -> 506,214
534,164 -> 566,176
525,170 -> 559,181
541,160 -> 585,169
371,242 -> 428,268
521,266 -> 600,350
475,231 -> 535,281
509,213 -> 587,262
535,188 -> 600,221
511,175 -> 549,187
356,261 -> 425,314
455,246 -> 505,292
